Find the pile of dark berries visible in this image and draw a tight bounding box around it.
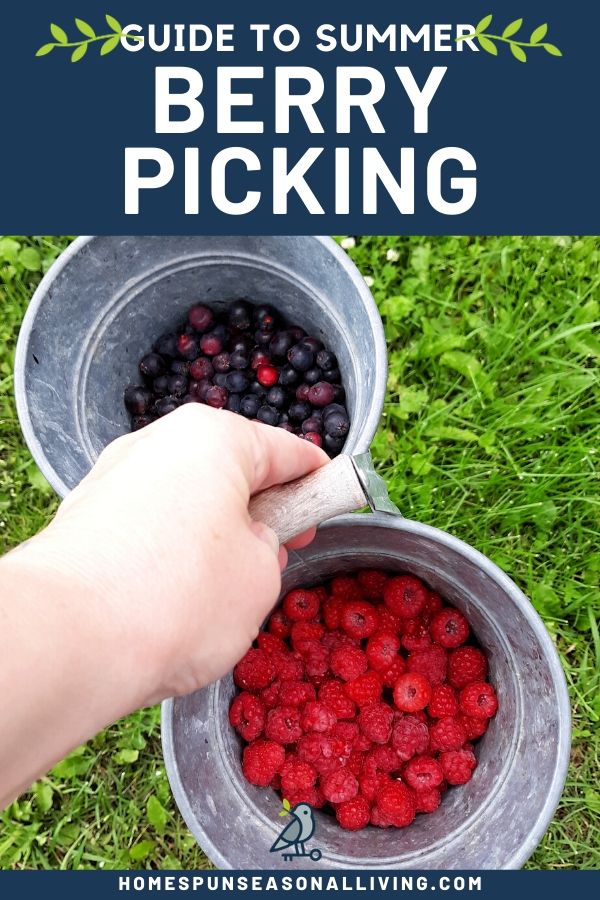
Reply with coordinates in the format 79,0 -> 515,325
123,300 -> 350,457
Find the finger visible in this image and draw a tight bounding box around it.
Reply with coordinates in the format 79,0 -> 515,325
248,422 -> 329,494
249,521 -> 280,558
285,527 -> 317,551
278,545 -> 288,570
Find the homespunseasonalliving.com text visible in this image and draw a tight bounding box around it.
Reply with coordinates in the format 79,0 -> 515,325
117,876 -> 483,893
122,22 -> 480,217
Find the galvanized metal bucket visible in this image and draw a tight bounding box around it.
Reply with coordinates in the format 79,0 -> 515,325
162,513 -> 571,870
14,235 -> 387,496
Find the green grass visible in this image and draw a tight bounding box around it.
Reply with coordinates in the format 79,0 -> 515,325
0,235 -> 598,869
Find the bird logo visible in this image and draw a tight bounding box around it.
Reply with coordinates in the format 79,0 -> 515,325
270,802 -> 322,862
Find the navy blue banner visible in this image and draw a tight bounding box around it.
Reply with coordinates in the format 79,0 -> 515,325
0,0 -> 598,233
0,871 -> 598,897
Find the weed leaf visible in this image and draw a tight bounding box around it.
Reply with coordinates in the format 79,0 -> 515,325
50,24 -> 68,44
75,18 -> 95,38
106,14 -> 123,33
477,35 -> 498,55
147,795 -> 168,833
544,43 -> 562,56
71,44 -> 87,62
530,23 -> 548,44
511,43 -> 527,62
476,14 -> 493,33
101,35 -> 121,55
130,840 -> 155,862
36,43 -> 54,56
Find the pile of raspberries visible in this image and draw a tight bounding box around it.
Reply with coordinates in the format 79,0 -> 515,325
229,570 -> 498,832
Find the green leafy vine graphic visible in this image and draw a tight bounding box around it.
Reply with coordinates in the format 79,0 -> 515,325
36,14 -> 141,61
457,15 -> 562,61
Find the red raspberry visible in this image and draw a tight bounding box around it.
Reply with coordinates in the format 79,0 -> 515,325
383,575 -> 427,618
392,715 -> 429,761
301,701 -> 337,733
295,639 -> 329,679
370,805 -> 393,827
407,645 -> 448,686
265,705 -> 303,744
297,734 -> 343,775
359,772 -> 384,803
421,590 -> 443,623
344,670 -> 382,706
286,786 -> 326,808
282,588 -> 321,622
393,672 -> 432,713
412,787 -> 441,813
336,796 -> 371,830
376,781 -> 415,827
429,716 -> 467,752
460,682 -> 498,718
401,619 -> 432,652
347,750 -> 366,777
366,631 -> 401,672
229,692 -> 266,741
363,744 -> 400,777
278,680 -> 316,707
331,721 -> 359,756
271,650 -> 304,682
459,713 -> 489,740
358,702 -> 394,744
357,569 -> 389,601
322,767 -> 359,803
428,684 -> 459,718
323,595 -> 344,630
321,629 -> 357,651
381,656 -> 407,688
318,680 -> 356,720
440,748 -> 477,785
280,757 -> 317,794
403,755 -> 444,791
242,740 -> 285,786
291,621 -> 325,649
257,632 -> 287,654
260,680 -> 281,709
234,648 -> 276,691
330,645 -> 368,682
448,647 -> 488,688
377,607 -> 402,633
354,731 -> 373,752
430,608 -> 470,648
314,585 -> 328,604
268,609 -> 291,638
340,600 -> 379,640
330,575 -> 363,603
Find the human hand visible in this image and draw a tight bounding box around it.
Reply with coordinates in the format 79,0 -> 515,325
21,405 -> 328,705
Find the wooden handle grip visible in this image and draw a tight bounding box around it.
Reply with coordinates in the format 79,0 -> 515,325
248,455 -> 368,545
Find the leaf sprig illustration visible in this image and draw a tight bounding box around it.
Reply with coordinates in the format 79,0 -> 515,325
278,798 -> 291,817
36,14 -> 142,61
457,15 -> 562,61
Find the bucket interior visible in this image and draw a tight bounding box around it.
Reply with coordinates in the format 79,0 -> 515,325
17,236 -> 386,494
165,516 -> 569,869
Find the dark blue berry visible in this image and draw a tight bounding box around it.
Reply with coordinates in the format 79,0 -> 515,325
255,329 -> 272,348
226,371 -> 249,393
139,353 -> 165,378
200,332 -> 224,356
230,350 -> 250,370
254,305 -> 277,331
257,404 -> 279,426
213,373 -> 228,388
324,409 -> 350,438
322,366 -> 341,383
132,413 -> 156,430
287,343 -> 314,372
124,385 -> 152,415
316,349 -> 337,371
155,396 -> 180,416
269,330 -> 294,360
228,300 -> 252,331
177,334 -> 199,360
188,304 -> 214,333
249,380 -> 267,398
240,394 -> 260,418
167,374 -> 188,397
230,334 -> 254,355
266,386 -> 287,409
226,393 -> 242,413
332,384 -> 346,403
302,416 -> 323,435
308,382 -> 335,407
205,385 -> 228,409
304,366 -> 322,385
153,375 -> 169,397
288,401 -> 311,423
324,433 -> 345,455
302,337 -> 324,354
170,359 -> 189,376
154,333 -> 179,358
278,365 -> 300,387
